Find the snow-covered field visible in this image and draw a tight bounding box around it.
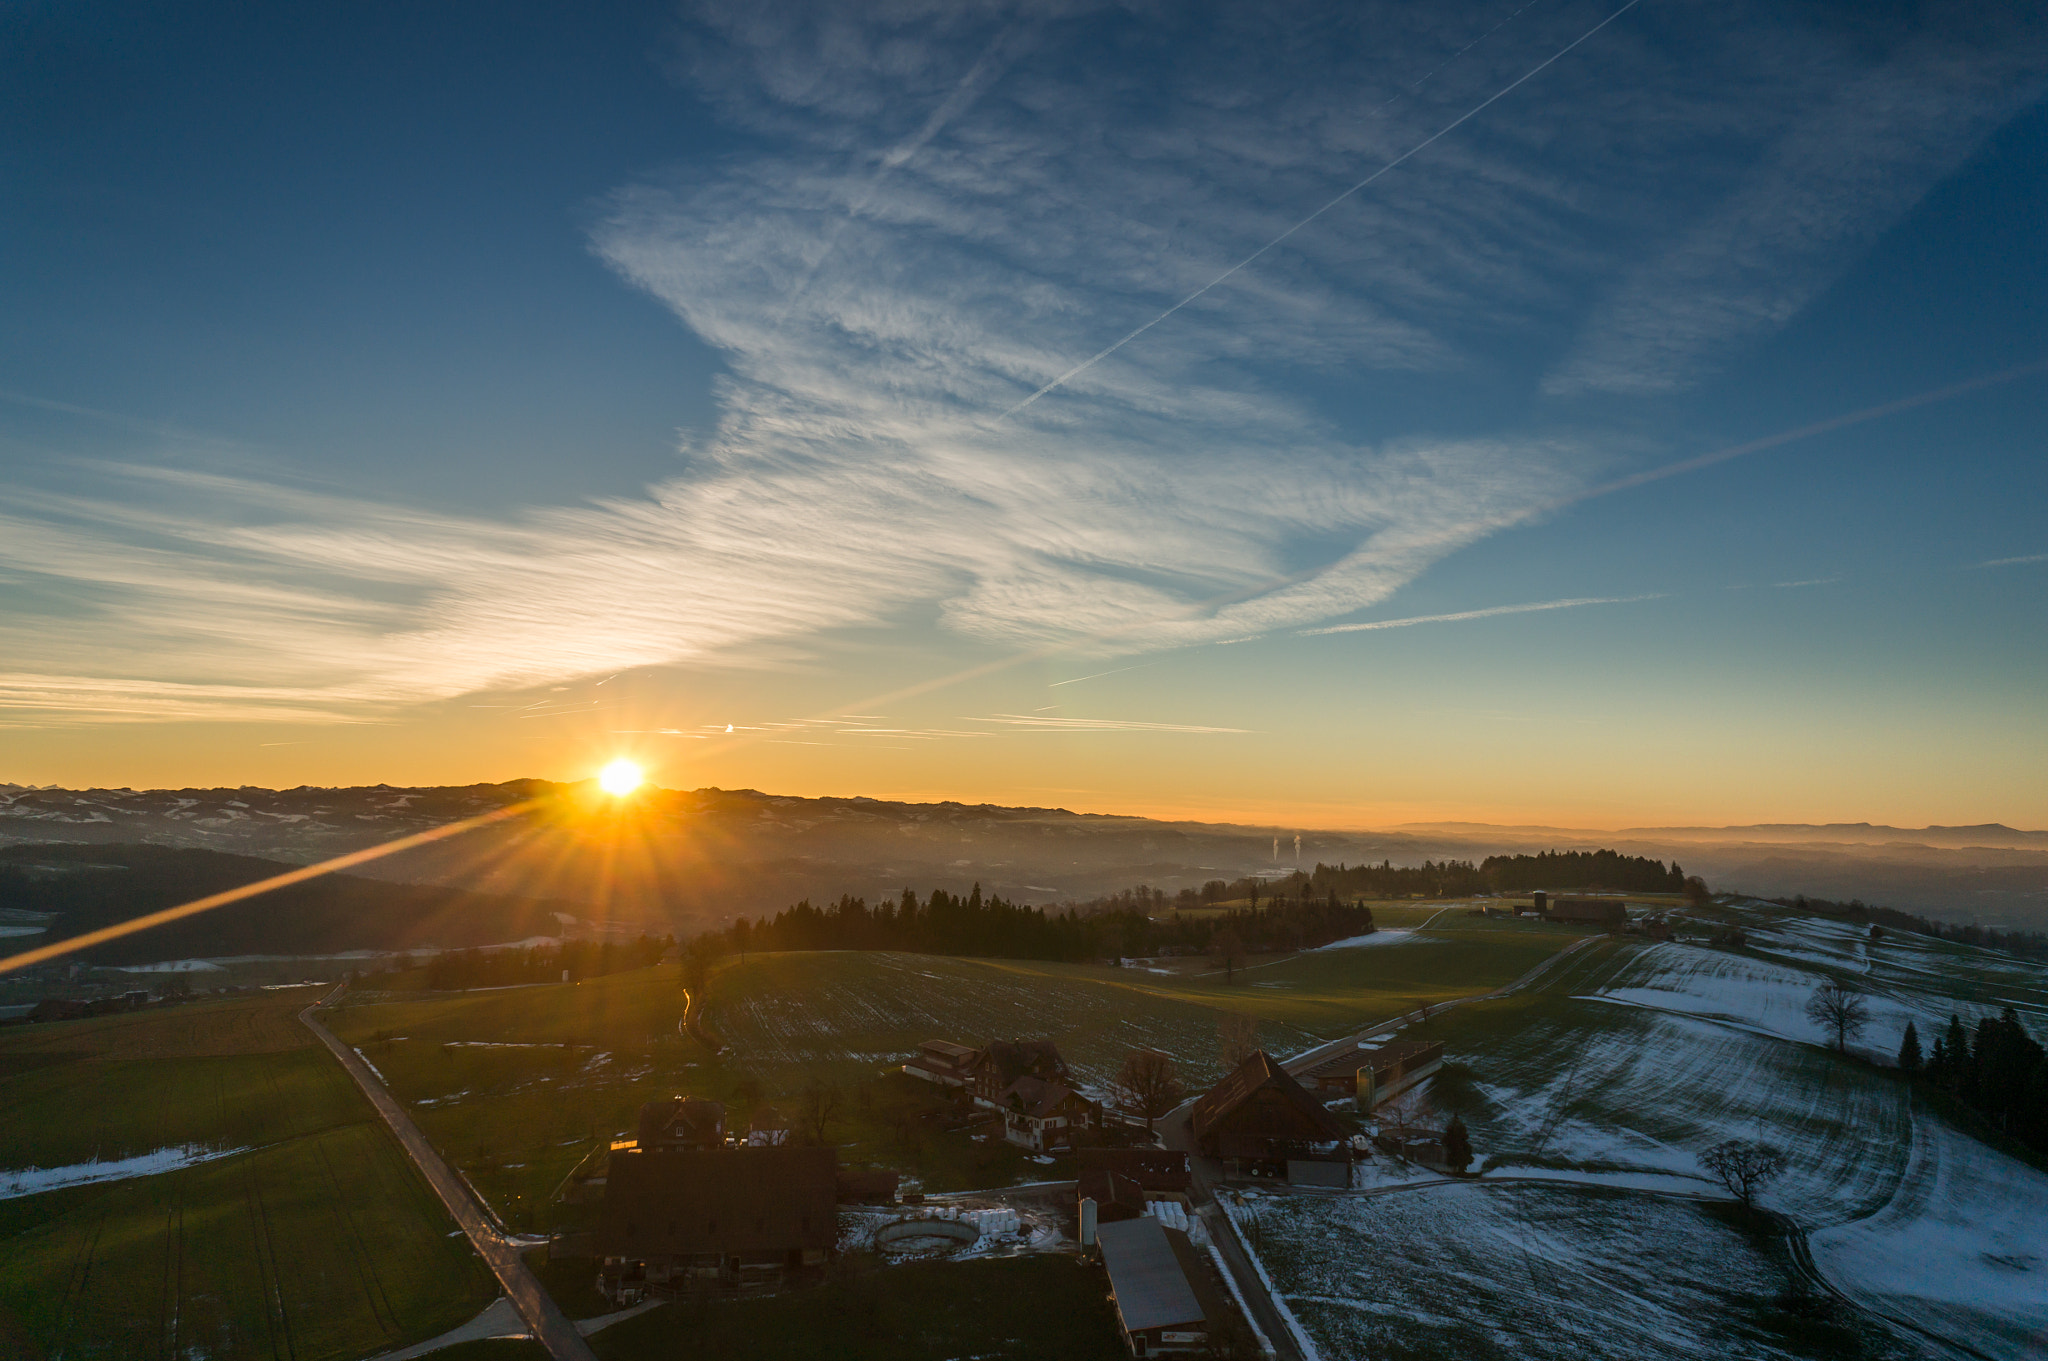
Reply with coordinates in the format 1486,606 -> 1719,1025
1813,1113 -> 2048,1358
1246,912 -> 2048,1360
1229,1182 -> 1896,1361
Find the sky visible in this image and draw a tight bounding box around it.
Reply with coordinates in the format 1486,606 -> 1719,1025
2,0 -> 2045,829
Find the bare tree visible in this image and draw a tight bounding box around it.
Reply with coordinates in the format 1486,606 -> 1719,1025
796,1078 -> 841,1145
1115,1049 -> 1186,1133
1218,1013 -> 1260,1071
1804,980 -> 1870,1053
1211,927 -> 1248,983
1377,1085 -> 1431,1139
1699,1139 -> 1788,1208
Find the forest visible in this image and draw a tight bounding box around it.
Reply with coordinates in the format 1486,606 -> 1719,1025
685,882 -> 1376,968
1780,893 -> 2048,961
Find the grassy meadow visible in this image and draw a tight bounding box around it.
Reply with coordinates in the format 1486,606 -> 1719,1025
0,991 -> 497,1360
316,916 -> 1584,1214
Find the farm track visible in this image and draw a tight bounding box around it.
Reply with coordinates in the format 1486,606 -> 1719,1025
299,985 -> 597,1361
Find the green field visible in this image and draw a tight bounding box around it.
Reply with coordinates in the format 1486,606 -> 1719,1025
588,1255 -> 1128,1361
318,922 -> 1580,1213
0,995 -> 498,1359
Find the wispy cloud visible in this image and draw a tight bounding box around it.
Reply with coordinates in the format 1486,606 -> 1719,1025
966,715 -> 1250,734
6,2 -> 2041,723
1970,553 -> 2048,569
1772,577 -> 1840,589
1298,593 -> 1662,636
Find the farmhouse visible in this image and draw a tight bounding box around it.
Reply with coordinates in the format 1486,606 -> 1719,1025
1096,1216 -> 1219,1356
995,1073 -> 1101,1151
902,1038 -> 979,1088
1302,1039 -> 1444,1107
637,1095 -> 727,1151
595,1145 -> 837,1301
1190,1051 -> 1347,1173
969,1038 -> 1074,1105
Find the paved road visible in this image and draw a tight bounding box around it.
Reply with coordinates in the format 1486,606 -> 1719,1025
1162,931 -> 1604,1360
300,987 -> 600,1361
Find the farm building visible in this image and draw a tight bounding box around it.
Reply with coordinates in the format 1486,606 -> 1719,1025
902,1038 -> 979,1087
1302,1039 -> 1444,1107
595,1145 -> 837,1301
1096,1216 -> 1220,1356
1190,1051 -> 1348,1174
1547,896 -> 1628,928
1078,1169 -> 1150,1226
995,1073 -> 1101,1152
637,1096 -> 727,1151
1078,1149 -> 1192,1195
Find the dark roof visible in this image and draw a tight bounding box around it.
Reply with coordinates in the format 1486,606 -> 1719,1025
638,1096 -> 727,1148
597,1147 -> 837,1258
976,1038 -> 1070,1088
1190,1051 -> 1346,1147
1078,1170 -> 1149,1217
1077,1148 -> 1192,1192
998,1075 -> 1090,1119
919,1039 -> 979,1061
835,1168 -> 900,1201
1097,1218 -> 1206,1334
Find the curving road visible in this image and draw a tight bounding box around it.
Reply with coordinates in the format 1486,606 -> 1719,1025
300,986 -> 599,1361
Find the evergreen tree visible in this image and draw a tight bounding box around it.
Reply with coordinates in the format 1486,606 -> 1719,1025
1896,1020 -> 1922,1076
1444,1115 -> 1473,1175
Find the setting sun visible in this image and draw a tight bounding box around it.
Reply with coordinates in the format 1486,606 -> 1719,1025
597,758 -> 643,796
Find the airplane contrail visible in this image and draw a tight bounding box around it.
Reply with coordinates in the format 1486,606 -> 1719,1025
999,0 -> 1642,421
1298,593 -> 1663,635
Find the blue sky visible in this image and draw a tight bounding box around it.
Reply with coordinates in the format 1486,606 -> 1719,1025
3,0 -> 2045,826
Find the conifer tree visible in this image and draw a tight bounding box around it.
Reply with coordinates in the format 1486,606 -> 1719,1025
1444,1115 -> 1473,1175
1897,1021 -> 1921,1076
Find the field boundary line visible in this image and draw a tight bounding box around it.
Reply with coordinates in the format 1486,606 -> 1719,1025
298,985 -> 597,1361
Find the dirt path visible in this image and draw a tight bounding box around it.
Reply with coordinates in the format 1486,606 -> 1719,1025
299,985 -> 599,1361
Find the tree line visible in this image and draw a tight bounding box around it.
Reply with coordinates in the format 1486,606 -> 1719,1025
684,883 -> 1377,969
1899,1008 -> 2048,1152
423,934 -> 670,990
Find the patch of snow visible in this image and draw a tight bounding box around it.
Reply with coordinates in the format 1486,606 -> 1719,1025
1813,1113 -> 2048,1359
2,1144 -> 247,1199
1314,930 -> 1424,950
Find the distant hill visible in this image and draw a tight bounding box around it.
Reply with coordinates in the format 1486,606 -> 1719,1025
2,781 -> 2042,932
0,843 -> 636,965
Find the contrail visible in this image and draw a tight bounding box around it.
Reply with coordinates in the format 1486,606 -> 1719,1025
999,0 -> 1642,421
1298,593 -> 1662,635
0,798 -> 541,975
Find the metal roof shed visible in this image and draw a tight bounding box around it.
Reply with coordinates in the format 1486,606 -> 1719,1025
1097,1216 -> 1205,1334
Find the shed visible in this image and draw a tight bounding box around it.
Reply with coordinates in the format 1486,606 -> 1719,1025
1097,1217 -> 1213,1355
1077,1170 -> 1149,1225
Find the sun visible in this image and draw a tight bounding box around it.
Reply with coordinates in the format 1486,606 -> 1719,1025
598,759 -> 644,797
